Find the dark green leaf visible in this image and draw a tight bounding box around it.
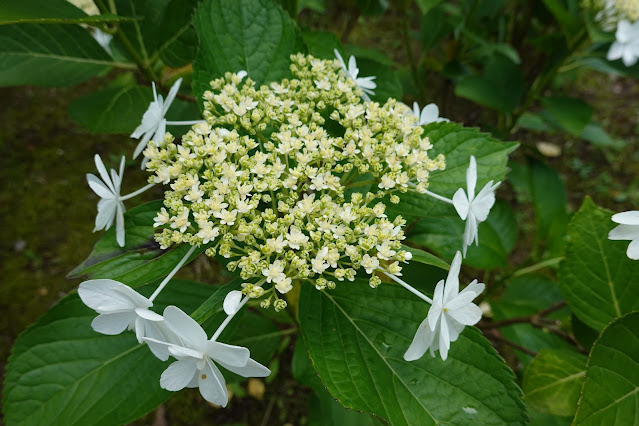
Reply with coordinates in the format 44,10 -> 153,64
356,0 -> 388,16
579,123 -> 625,149
455,55 -> 524,113
523,349 -> 587,417
2,279 -> 213,426
68,201 -> 206,287
299,279 -> 527,425
0,0 -> 134,25
540,96 -> 593,136
302,31 -> 342,60
402,245 -> 449,270
159,26 -> 198,68
574,312 -> 639,425
192,0 -> 303,105
0,24 -> 113,87
541,0 -> 580,37
558,197 -> 639,331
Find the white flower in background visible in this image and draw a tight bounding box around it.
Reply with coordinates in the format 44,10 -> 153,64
78,279 -> 178,360
144,306 -> 270,407
92,28 -> 113,55
609,210 -> 639,259
607,20 -> 639,66
334,49 -> 376,102
452,155 -> 500,256
412,102 -> 450,125
86,154 -> 126,247
131,78 -> 182,159
404,251 -> 484,361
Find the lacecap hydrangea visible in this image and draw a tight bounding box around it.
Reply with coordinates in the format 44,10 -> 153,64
143,53 -> 445,310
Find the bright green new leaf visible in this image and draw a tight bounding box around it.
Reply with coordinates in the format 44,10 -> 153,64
0,24 -> 113,87
192,0 -> 303,106
299,280 -> 527,425
574,312 -> 639,425
2,279 -> 214,426
68,201 -> 206,287
401,245 -> 449,270
558,197 -> 639,331
523,349 -> 587,417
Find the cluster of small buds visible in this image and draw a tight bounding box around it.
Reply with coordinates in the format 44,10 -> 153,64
144,53 -> 444,308
592,0 -> 639,29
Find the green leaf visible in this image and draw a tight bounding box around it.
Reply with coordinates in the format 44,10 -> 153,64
455,55 -> 524,113
0,23 -> 113,87
416,0 -> 443,15
0,0 -> 134,25
159,26 -> 198,68
541,0 -> 579,37
579,123 -> 625,149
192,0 -> 303,105
558,197 -> 639,331
344,46 -> 402,102
302,31 -> 342,60
299,279 -> 527,425
574,312 -> 639,425
540,96 -> 593,136
386,122 -> 517,220
523,349 -> 587,417
191,277 -> 243,324
68,201 -> 206,287
419,5 -> 453,51
2,279 -> 214,426
356,0 -> 389,16
402,245 -> 449,270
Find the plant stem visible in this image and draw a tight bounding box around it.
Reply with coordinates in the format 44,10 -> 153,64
379,269 -> 433,304
489,334 -> 538,357
165,120 -> 207,126
512,257 -> 563,277
149,245 -> 197,301
423,189 -> 454,204
120,183 -> 155,201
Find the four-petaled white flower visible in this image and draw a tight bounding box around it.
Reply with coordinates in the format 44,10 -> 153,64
144,306 -> 270,407
404,251 -> 484,361
452,155 -> 500,256
334,49 -> 376,102
78,279 -> 177,360
609,210 -> 639,259
412,102 -> 449,126
607,20 -> 639,67
86,154 -> 127,247
131,78 -> 182,159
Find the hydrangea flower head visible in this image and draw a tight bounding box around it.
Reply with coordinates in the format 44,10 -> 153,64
333,49 -> 377,102
144,53 -> 446,308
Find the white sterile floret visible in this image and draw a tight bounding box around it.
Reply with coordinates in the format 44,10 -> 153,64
404,251 -> 484,361
86,154 -> 126,247
78,279 -> 177,360
609,210 -> 639,259
452,155 -> 500,256
144,306 -> 269,407
412,102 -> 450,125
334,49 -> 377,102
223,290 -> 244,315
607,19 -> 639,66
131,78 -> 182,159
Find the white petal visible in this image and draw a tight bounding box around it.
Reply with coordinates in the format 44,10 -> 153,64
617,20 -> 632,42
446,291 -> 477,311
135,316 -> 145,343
467,156 -> 477,199
163,78 -> 182,114
452,188 -> 470,220
607,41 -> 624,61
133,131 -> 152,159
163,306 -> 207,348
471,181 -> 498,222
86,174 -> 114,199
223,290 -> 243,315
236,70 -> 247,80
412,102 -> 420,117
447,303 -> 482,325
462,213 -> 478,257
622,48 -> 638,66
115,204 -> 125,247
443,251 -> 462,302
419,103 -> 439,125
135,307 -> 163,321
198,360 -> 229,407
160,358 -> 198,391
78,279 -> 133,311
460,279 -> 485,297
612,211 -> 639,225
152,118 -> 166,143
217,358 -> 271,378
94,154 -> 116,193
169,345 -> 204,359
356,76 -> 376,90
144,322 -> 179,361
347,55 -> 359,78
94,199 -> 116,232
627,239 -> 639,260
608,224 -> 639,240
334,48 -> 346,70
403,317 -> 433,361
428,287 -> 443,331
112,282 -> 152,308
438,314 -> 450,360
205,341 -> 250,367
91,312 -> 136,335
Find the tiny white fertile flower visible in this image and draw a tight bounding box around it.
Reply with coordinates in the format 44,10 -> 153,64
361,254 -> 380,274
263,260 -> 286,283
404,251 -> 484,361
334,49 -> 376,102
87,154 -> 126,247
607,20 -> 639,66
412,102 -> 450,126
609,211 -> 639,259
452,156 -> 500,256
223,290 -> 244,315
144,306 -> 270,407
275,277 -> 293,294
131,78 -> 182,159
78,279 -> 177,360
